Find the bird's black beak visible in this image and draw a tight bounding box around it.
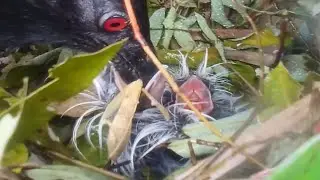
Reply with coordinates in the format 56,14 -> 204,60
111,0 -> 157,85
112,39 -> 157,85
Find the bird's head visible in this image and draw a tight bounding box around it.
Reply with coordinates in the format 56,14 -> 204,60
0,0 -> 157,83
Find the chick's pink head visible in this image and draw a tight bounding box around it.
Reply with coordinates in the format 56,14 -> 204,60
176,75 -> 214,114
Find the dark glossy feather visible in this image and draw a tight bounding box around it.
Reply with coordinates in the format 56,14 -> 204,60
0,0 -> 156,83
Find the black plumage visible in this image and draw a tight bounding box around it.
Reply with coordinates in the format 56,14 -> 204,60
0,0 -> 157,83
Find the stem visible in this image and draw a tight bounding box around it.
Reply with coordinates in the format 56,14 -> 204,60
124,0 -> 265,170
47,151 -> 125,180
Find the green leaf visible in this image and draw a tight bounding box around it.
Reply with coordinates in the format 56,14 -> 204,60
0,88 -> 12,99
162,7 -> 177,49
263,63 -> 303,109
174,16 -> 197,51
229,62 -> 257,88
221,0 -> 247,20
0,79 -> 28,164
210,0 -> 234,28
150,8 -> 166,47
0,112 -> 23,164
195,13 -> 227,62
222,0 -> 243,10
184,109 -> 255,137
260,63 -> 303,121
157,48 -> 221,69
1,143 -> 28,167
0,40 -> 125,151
269,134 -> 320,180
223,28 -> 290,49
25,165 -> 115,180
1,48 -> 62,88
282,54 -> 320,83
76,134 -> 108,166
0,88 -> 15,113
168,109 -> 256,157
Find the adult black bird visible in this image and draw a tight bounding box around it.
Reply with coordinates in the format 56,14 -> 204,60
0,0 -> 157,83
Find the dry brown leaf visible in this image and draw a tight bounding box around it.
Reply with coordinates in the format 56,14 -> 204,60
250,168 -> 273,180
215,29 -> 254,39
107,79 -> 143,160
176,88 -> 320,180
225,49 -> 276,67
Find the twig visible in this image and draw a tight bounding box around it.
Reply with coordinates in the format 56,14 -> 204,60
241,3 -> 309,19
46,151 -> 125,180
225,64 -> 261,97
190,139 -> 222,149
124,0 -> 265,170
187,140 -> 197,165
225,49 -> 276,67
200,88 -> 320,179
232,0 -> 265,94
273,3 -> 319,60
150,28 -> 253,39
271,19 -> 287,68
8,163 -> 40,170
191,108 -> 260,179
185,107 -> 258,175
231,108 -> 260,140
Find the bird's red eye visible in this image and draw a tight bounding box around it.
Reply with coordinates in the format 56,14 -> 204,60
103,17 -> 127,32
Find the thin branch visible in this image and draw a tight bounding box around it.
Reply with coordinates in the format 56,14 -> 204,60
241,3 -> 309,19
8,163 -> 40,170
232,0 -> 265,94
271,19 -> 287,68
188,140 -> 197,165
124,0 -> 265,170
151,27 -> 254,39
46,150 -> 125,180
192,108 -> 260,178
